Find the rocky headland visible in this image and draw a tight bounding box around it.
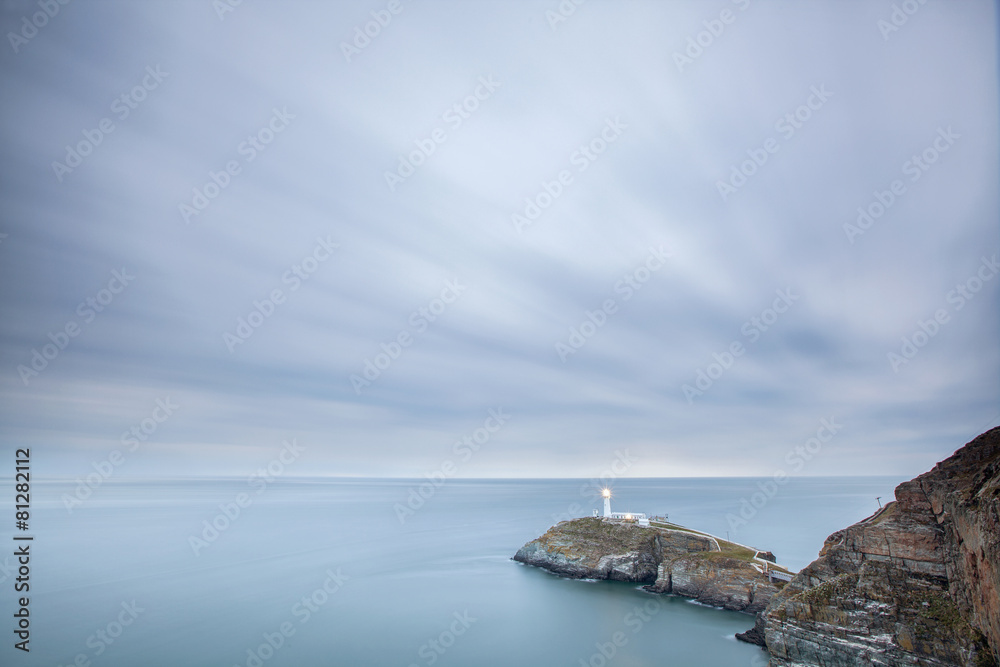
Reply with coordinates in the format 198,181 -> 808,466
740,426 -> 1000,666
513,516 -> 789,614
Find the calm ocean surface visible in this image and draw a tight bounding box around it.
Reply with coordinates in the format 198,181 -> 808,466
0,476 -> 903,666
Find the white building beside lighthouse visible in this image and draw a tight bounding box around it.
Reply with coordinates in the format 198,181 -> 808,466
601,488 -> 649,526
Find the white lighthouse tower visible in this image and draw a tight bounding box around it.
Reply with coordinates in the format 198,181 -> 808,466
600,488 -> 650,526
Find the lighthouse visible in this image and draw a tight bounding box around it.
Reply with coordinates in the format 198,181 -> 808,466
600,488 -> 650,526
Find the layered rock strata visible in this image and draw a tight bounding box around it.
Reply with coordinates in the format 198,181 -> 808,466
743,426 -> 1000,666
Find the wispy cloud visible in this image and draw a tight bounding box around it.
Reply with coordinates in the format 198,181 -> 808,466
0,0 -> 997,479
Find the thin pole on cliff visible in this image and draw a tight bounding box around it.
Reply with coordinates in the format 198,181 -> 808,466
876,497 -> 882,508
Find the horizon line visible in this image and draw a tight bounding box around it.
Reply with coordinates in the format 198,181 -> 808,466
5,473 -> 909,482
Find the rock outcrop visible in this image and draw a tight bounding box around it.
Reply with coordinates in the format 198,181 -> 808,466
513,517 -> 661,581
514,517 -> 783,613
652,552 -> 780,614
743,426 -> 1000,666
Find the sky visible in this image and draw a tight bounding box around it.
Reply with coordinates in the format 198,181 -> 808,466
0,0 -> 997,481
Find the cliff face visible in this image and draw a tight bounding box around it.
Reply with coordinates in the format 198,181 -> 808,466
513,517 -> 662,581
514,517 -> 781,613
648,552 -> 780,614
750,426 -> 1000,666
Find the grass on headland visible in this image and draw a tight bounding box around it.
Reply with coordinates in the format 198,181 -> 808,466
649,520 -> 791,574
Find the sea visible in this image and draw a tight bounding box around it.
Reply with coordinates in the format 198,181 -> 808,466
0,476 -> 904,667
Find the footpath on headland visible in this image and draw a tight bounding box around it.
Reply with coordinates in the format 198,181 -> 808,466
646,518 -> 793,581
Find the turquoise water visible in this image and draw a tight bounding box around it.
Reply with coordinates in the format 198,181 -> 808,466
0,477 -> 902,666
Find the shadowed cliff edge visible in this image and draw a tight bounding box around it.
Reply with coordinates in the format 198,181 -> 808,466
513,515 -> 791,614
738,426 -> 1000,667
